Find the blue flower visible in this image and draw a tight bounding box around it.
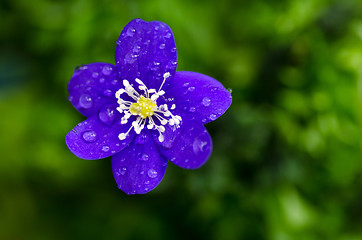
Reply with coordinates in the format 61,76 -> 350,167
66,19 -> 232,194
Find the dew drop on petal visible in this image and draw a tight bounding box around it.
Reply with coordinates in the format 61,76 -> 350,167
102,65 -> 113,76
119,167 -> 127,175
103,89 -> 113,97
82,130 -> 97,142
209,114 -> 217,121
140,154 -> 149,161
136,132 -> 149,144
201,97 -> 211,106
133,45 -> 141,53
159,43 -> 165,49
79,94 -> 93,109
99,106 -> 116,125
73,65 -> 87,73
126,27 -> 136,37
188,86 -> 195,92
193,137 -> 208,154
92,72 -> 99,78
147,169 -> 158,178
102,145 -> 110,152
189,107 -> 196,113
125,53 -> 137,64
99,78 -> 105,83
165,32 -> 172,38
140,170 -> 145,175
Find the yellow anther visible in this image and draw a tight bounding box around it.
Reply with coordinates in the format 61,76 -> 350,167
129,96 -> 157,119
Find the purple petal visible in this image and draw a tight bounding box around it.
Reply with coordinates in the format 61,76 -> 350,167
68,63 -> 122,117
167,71 -> 232,124
115,18 -> 177,90
66,114 -> 135,160
112,131 -> 167,195
158,121 -> 212,169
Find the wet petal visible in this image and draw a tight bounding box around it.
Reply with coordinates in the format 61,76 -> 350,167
112,131 -> 167,195
167,71 -> 232,124
66,114 -> 135,160
68,63 -> 122,117
115,18 -> 177,90
158,121 -> 212,169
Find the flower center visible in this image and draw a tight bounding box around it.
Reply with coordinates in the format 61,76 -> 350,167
115,72 -> 181,142
129,96 -> 157,118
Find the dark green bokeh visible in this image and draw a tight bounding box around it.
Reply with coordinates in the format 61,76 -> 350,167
1,0 -> 362,239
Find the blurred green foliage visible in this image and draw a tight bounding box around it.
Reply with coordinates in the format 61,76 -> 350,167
1,0 -> 362,239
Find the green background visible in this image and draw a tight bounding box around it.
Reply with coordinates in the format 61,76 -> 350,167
1,0 -> 362,239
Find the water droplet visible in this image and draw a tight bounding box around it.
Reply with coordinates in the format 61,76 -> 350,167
102,145 -> 110,152
119,167 -> 127,175
209,114 -> 217,121
189,107 -> 196,112
82,130 -> 97,142
133,45 -> 141,53
154,26 -> 159,30
227,88 -> 232,93
124,53 -> 137,64
68,96 -> 74,102
99,105 -> 116,126
103,89 -> 113,97
140,170 -> 145,175
159,43 -> 165,49
140,154 -> 149,161
116,39 -> 122,45
188,86 -> 195,92
170,157 -> 176,162
165,32 -> 172,38
73,65 -> 87,73
136,132 -> 149,144
147,169 -> 158,178
111,79 -> 118,85
144,187 -> 149,191
126,27 -> 136,37
79,94 -> 93,109
102,65 -> 113,76
193,137 -> 208,154
171,47 -> 176,53
99,78 -> 105,83
183,82 -> 190,87
145,180 -> 150,184
92,72 -> 99,78
201,97 -> 211,106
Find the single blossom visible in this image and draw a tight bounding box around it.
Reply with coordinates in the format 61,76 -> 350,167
66,18 -> 232,194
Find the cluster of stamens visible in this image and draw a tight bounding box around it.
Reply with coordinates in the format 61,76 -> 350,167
115,72 -> 182,142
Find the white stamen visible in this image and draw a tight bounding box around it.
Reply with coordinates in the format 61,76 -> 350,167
115,72 -> 182,143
